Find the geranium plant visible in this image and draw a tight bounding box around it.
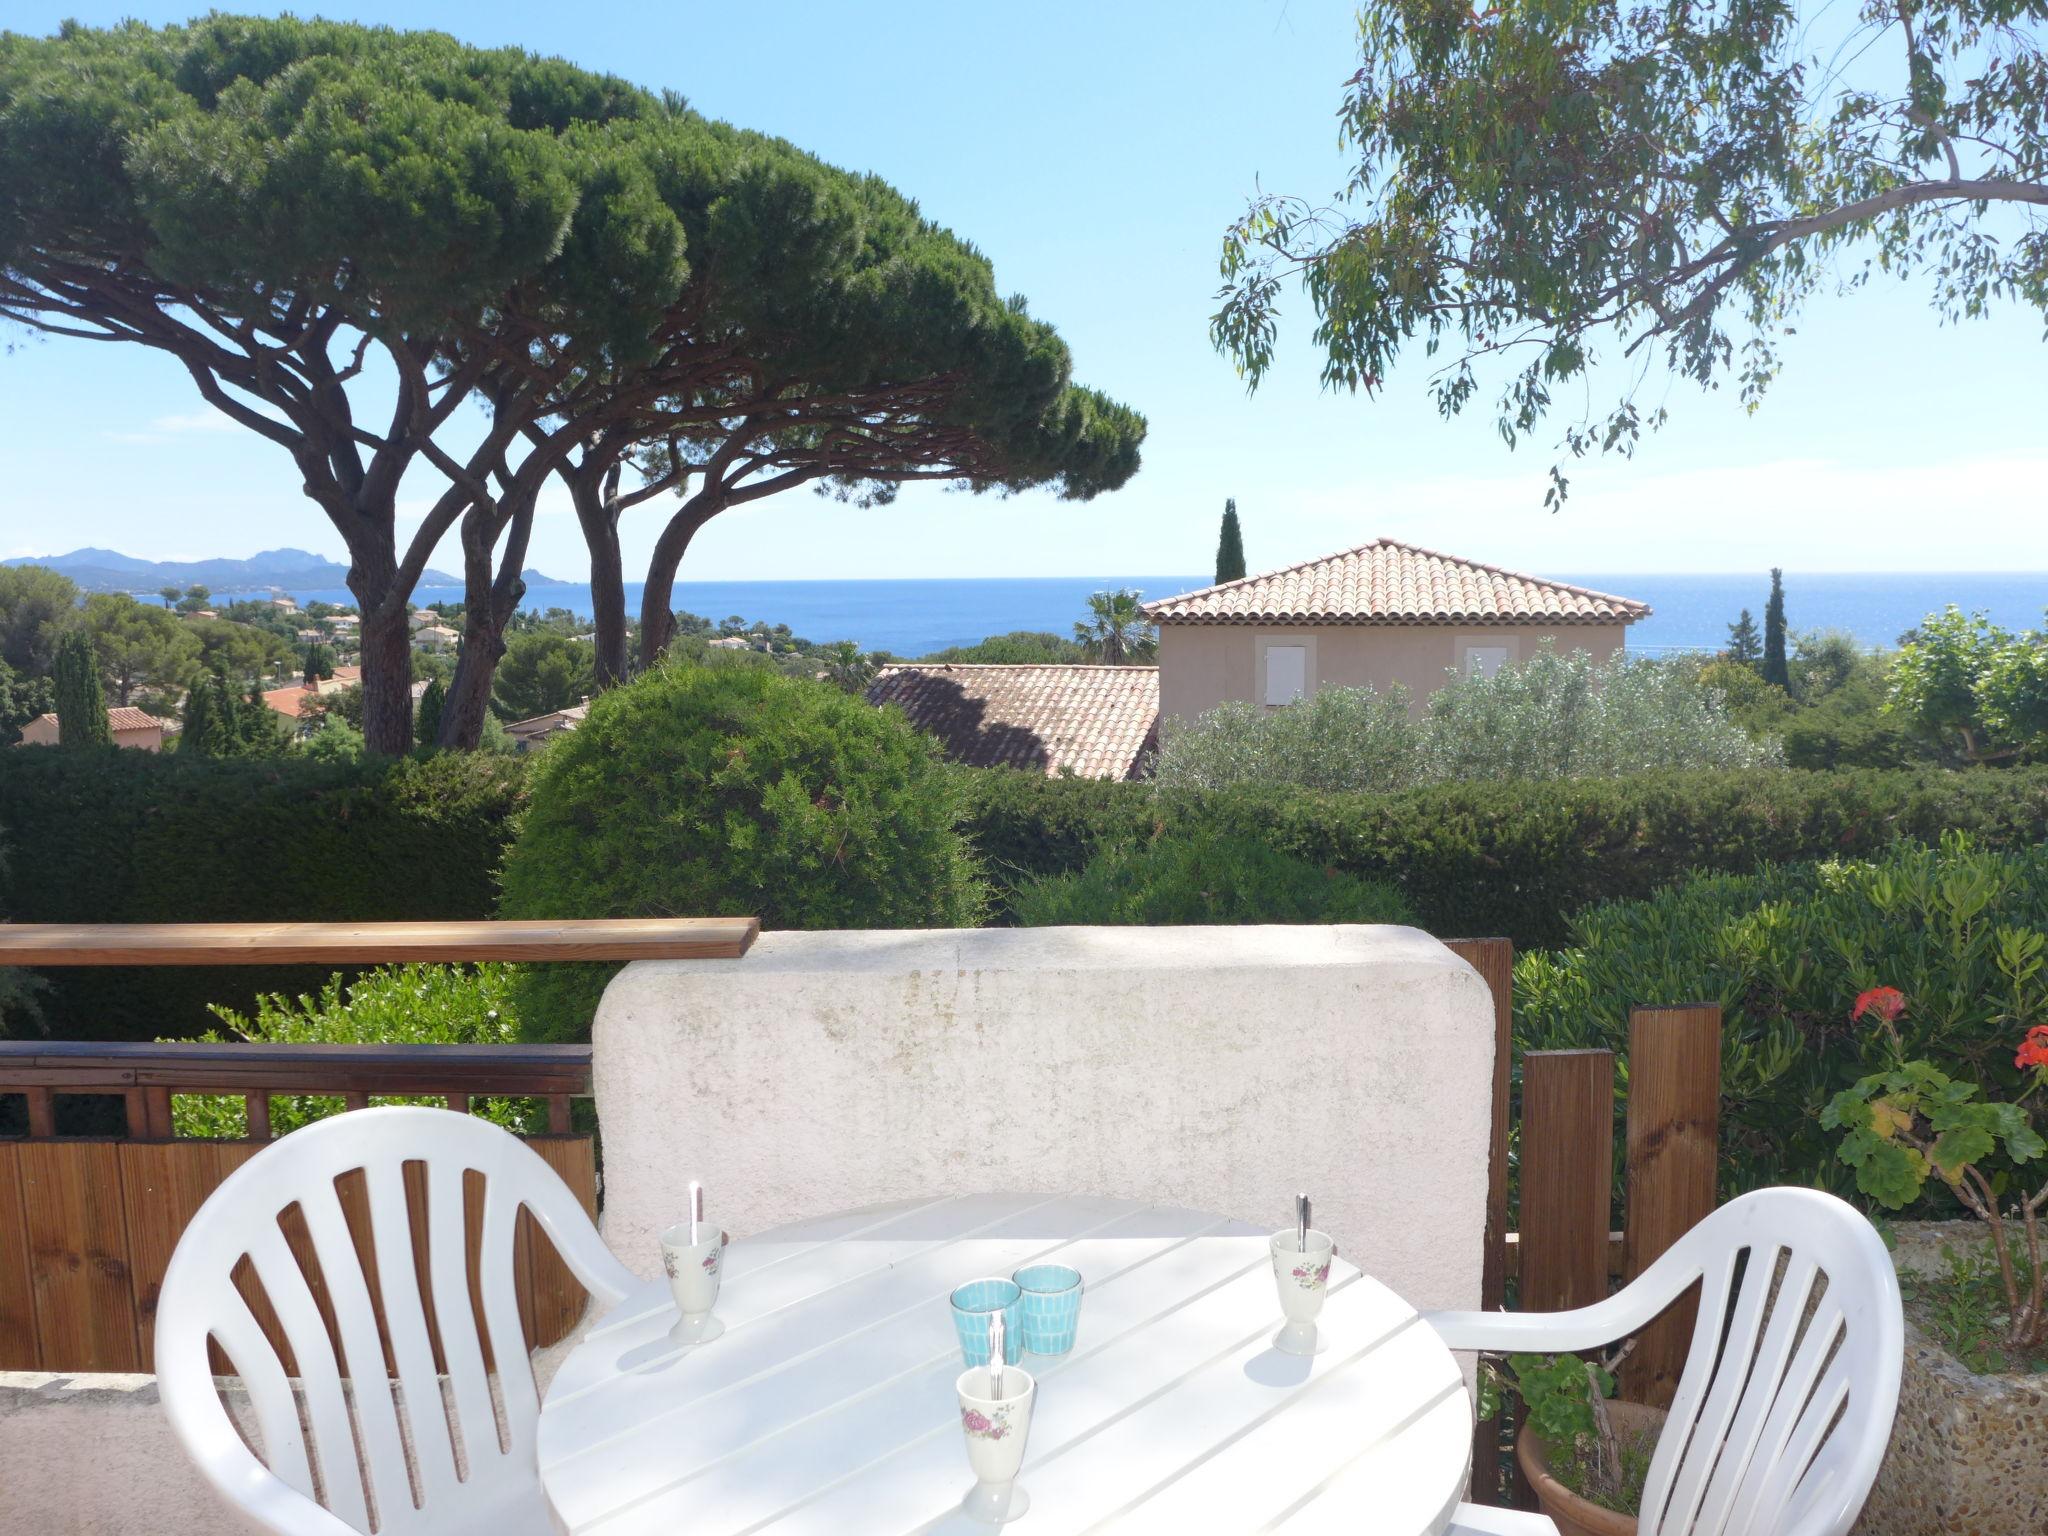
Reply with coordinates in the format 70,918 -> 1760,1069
1486,1350 -> 1651,1516
1822,985 -> 2048,1355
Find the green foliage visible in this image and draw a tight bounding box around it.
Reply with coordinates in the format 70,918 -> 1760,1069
1822,1059 -> 2044,1208
0,563 -> 78,676
51,628 -> 111,748
1517,836 -> 2048,1202
492,631 -> 593,721
414,676 -> 446,748
0,830 -> 48,1037
1724,610 -> 1762,667
1153,650 -> 1775,794
303,641 -> 336,686
1499,1354 -> 1648,1516
1888,607 -> 2048,764
185,615 -> 295,687
303,712 -> 366,763
957,764 -> 2048,943
0,748 -> 525,1039
1762,570 -> 1790,689
1214,0 -> 2048,499
82,593 -> 200,705
0,657 -> 53,747
177,670 -> 224,756
919,631 -> 1085,665
170,964 -> 537,1138
1155,686 -> 1421,794
1215,499 -> 1246,585
1900,1239 -> 2046,1374
1072,589 -> 1156,664
1010,828 -> 1415,927
500,664 -> 984,1041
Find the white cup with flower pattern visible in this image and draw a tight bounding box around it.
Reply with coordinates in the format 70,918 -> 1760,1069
1269,1227 -> 1334,1356
659,1222 -> 729,1345
955,1364 -> 1036,1523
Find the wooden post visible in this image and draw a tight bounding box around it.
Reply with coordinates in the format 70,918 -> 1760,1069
24,1087 -> 55,1139
1520,1050 -> 1615,1314
1442,938 -> 1513,1505
1621,1004 -> 1722,1408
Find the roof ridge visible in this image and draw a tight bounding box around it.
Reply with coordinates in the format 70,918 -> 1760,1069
1141,537 -> 1391,610
878,662 -> 1160,672
1366,537 -> 1649,609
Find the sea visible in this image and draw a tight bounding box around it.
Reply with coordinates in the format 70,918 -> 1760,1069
267,571 -> 2047,660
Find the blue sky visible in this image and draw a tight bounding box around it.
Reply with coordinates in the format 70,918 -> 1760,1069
3,1 -> 2044,581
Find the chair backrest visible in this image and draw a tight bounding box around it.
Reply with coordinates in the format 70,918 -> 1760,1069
156,1107 -> 636,1536
1629,1189 -> 1902,1536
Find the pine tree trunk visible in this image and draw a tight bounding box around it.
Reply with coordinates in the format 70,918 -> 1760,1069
438,501 -> 534,750
354,601 -> 414,756
637,497 -> 720,670
572,472 -> 631,689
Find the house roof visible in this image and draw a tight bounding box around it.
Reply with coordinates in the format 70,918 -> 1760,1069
867,664 -> 1159,780
503,702 -> 590,741
262,665 -> 362,718
29,707 -> 161,734
1142,538 -> 1650,627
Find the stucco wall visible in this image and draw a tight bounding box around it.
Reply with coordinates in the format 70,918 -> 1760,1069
1155,621 -> 1629,721
593,924 -> 1497,1319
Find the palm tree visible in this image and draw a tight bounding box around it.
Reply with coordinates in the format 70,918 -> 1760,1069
821,640 -> 877,695
1072,589 -> 1157,665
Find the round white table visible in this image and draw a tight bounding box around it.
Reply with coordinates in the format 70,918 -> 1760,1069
538,1193 -> 1471,1534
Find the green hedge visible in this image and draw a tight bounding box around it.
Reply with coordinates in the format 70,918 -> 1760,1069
0,750 -> 526,1039
957,766 -> 2048,946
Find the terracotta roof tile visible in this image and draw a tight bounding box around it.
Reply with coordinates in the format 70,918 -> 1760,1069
867,664 -> 1159,780
29,708 -> 161,733
1143,539 -> 1650,626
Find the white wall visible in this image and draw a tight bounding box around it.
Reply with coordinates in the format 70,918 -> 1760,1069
594,925 -> 1497,1318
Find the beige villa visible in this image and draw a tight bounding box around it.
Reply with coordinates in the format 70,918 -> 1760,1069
870,538 -> 1648,780
1144,538 -> 1649,723
16,706 -> 168,750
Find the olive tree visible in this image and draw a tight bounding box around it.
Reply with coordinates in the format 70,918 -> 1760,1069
1214,0 -> 2048,500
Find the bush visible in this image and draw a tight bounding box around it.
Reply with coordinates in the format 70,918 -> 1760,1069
500,664 -> 984,1041
957,765 -> 2048,945
1514,835 -> 2048,1205
1010,829 -> 1416,926
0,749 -> 526,1039
1153,650 -> 1777,794
169,964 -> 538,1138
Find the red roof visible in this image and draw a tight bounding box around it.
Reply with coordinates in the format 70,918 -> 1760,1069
1144,538 -> 1650,626
28,707 -> 162,734
868,665 -> 1159,780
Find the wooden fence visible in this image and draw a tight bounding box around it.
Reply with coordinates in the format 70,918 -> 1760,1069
0,918 -> 757,1376
1442,939 -> 1724,1509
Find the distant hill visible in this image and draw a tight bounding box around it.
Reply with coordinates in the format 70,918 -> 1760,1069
5,547 -> 562,593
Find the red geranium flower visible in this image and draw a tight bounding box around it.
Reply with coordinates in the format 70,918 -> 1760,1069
2017,1025 -> 2048,1072
1852,986 -> 1907,1025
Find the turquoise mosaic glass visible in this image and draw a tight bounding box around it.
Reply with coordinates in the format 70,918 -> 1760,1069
950,1278 -> 1024,1366
1013,1264 -> 1084,1355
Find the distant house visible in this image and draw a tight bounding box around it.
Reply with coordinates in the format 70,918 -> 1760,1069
268,596 -> 299,614
262,664 -> 363,722
503,700 -> 590,752
189,608 -> 219,620
295,627 -> 326,643
409,609 -> 439,630
707,635 -> 754,651
330,613 -> 359,629
866,665 -> 1158,780
1142,538 -> 1649,723
413,624 -> 460,651
16,707 -> 167,751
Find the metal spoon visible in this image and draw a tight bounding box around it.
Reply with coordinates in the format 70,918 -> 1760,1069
689,1180 -> 704,1247
1297,1192 -> 1311,1254
987,1311 -> 1006,1400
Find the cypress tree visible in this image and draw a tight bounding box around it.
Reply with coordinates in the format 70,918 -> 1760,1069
1761,569 -> 1789,689
214,672 -> 241,748
51,630 -> 113,748
179,674 -> 218,756
1725,609 -> 1762,667
415,677 -> 446,750
1214,498 -> 1247,584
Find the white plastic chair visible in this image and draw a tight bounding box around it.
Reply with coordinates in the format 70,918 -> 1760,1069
1431,1188 -> 1903,1536
156,1106 -> 636,1536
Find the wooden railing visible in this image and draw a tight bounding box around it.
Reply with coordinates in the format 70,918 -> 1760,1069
0,918 -> 756,1376
1442,938 -> 1724,1510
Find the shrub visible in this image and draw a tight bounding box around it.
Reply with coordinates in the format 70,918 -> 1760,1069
1010,829 -> 1415,927
169,965 -> 538,1138
1151,650 -> 1777,794
0,748 -> 526,1039
500,664 -> 984,1041
1153,686 -> 1420,794
957,765 -> 2048,945
1514,835 -> 2048,1205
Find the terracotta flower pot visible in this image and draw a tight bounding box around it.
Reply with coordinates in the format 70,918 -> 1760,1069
1514,1400 -> 1668,1536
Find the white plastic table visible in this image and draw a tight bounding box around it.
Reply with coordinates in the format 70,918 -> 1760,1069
537,1193 -> 1472,1535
